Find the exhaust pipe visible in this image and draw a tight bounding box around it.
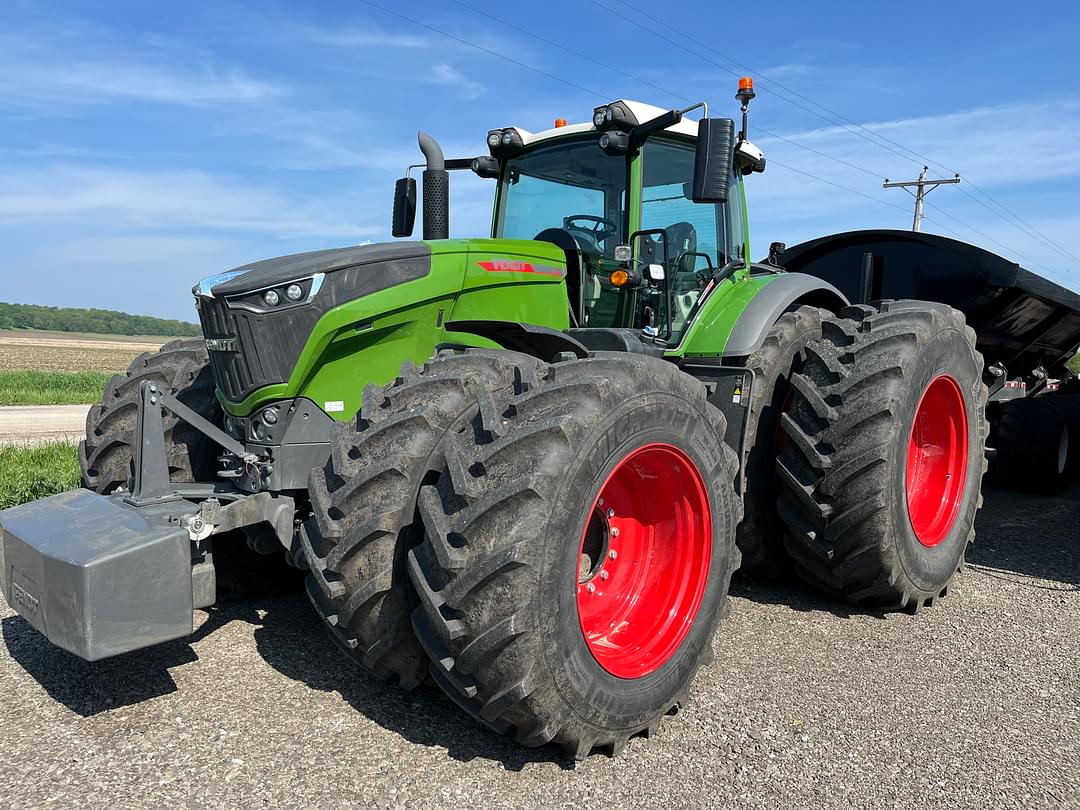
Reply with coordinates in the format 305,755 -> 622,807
418,131 -> 449,240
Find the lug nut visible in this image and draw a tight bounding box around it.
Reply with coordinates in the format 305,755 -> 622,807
600,570 -> 609,581
609,550 -> 617,560
607,508 -> 615,518
610,526 -> 619,538
586,582 -> 595,593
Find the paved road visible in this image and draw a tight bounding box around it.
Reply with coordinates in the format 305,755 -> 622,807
0,405 -> 91,446
0,483 -> 1077,809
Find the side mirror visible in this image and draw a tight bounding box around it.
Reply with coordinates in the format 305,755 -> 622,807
692,118 -> 736,203
392,177 -> 416,238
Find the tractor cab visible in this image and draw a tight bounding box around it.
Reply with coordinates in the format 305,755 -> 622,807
487,100 -> 756,345
392,90 -> 768,348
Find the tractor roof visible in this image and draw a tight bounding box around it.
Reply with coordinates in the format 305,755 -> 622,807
509,100 -> 700,148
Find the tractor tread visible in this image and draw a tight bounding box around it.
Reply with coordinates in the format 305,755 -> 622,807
775,300 -> 989,609
303,349 -> 543,689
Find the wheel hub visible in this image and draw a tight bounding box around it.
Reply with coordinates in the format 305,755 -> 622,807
905,374 -> 969,547
576,443 -> 712,679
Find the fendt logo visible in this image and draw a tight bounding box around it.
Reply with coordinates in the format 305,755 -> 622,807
205,338 -> 238,352
478,260 -> 564,277
11,580 -> 40,618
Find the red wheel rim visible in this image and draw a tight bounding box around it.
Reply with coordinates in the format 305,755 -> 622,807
576,443 -> 712,679
905,375 -> 968,547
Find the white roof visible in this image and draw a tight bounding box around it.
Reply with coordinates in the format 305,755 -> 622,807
508,100 -> 700,147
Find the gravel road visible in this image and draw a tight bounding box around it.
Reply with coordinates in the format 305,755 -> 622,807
0,405 -> 91,446
0,482 -> 1077,809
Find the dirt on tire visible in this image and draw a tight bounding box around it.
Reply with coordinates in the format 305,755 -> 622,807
408,352 -> 740,759
78,338 -> 221,493
775,300 -> 989,611
299,351 -> 544,690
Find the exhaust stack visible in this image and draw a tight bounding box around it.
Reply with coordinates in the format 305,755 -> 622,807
418,131 -> 449,240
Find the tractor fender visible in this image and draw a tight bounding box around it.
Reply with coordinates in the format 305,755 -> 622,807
724,272 -> 847,356
445,319 -> 589,362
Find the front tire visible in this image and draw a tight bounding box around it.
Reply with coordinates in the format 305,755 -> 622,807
776,301 -> 988,610
408,353 -> 740,758
299,351 -> 543,690
78,338 -> 220,493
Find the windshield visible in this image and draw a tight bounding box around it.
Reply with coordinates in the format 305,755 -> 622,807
497,138 -> 629,257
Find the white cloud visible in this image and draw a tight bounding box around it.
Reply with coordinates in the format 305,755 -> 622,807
0,59 -> 283,107
0,166 -> 374,238
747,98 -> 1080,288
431,63 -> 485,100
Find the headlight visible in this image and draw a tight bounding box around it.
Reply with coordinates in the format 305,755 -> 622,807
285,283 -> 303,301
263,289 -> 280,306
599,130 -> 630,154
261,407 -> 279,426
592,102 -> 638,132
487,131 -> 502,148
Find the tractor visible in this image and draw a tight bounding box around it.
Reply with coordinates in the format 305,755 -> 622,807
0,80 -> 990,759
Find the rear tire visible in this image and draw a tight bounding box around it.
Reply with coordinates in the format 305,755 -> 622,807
299,351 -> 543,690
776,301 -> 988,611
78,338 -> 220,493
408,353 -> 740,758
736,305 -> 828,573
992,394 -> 1078,494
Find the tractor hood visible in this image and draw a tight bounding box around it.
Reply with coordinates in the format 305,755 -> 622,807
193,241 -> 433,403
195,242 -> 432,299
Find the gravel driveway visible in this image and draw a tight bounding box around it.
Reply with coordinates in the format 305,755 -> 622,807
1,482 -> 1077,809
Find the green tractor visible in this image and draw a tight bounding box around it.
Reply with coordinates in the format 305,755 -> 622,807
0,80 -> 988,759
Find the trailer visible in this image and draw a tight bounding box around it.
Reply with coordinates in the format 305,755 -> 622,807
777,229 -> 1080,493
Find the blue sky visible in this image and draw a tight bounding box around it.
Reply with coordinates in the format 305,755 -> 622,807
2,0 -> 1078,322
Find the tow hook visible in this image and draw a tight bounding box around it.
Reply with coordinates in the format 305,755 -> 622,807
179,498 -> 221,542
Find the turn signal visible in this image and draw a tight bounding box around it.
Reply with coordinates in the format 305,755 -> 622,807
609,269 -> 630,287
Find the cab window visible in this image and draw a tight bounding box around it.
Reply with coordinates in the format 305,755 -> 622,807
640,139 -> 722,341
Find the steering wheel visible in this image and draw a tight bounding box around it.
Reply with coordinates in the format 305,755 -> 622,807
563,215 -> 618,250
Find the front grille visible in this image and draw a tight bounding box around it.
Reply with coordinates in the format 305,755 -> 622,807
197,296 -> 255,402
196,295 -> 320,403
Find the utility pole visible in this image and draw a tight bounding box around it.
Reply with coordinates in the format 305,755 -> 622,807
883,167 -> 961,232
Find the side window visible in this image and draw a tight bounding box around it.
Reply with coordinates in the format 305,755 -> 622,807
640,139 -> 723,340
724,171 -> 747,265
640,141 -> 721,270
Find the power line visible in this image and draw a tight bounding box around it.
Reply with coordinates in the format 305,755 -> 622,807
586,0 -> 933,170
588,0 -> 1077,272
360,0 -> 1071,276
768,159 -> 965,240
355,0 -> 605,99
450,0 -> 885,182
956,181 -> 1080,265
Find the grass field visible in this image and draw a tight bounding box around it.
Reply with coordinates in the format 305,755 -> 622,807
0,370 -> 112,406
0,441 -> 81,509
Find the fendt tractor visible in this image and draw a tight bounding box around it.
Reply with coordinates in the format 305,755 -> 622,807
3,79 -> 1079,760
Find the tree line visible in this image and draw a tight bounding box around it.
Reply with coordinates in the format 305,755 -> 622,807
0,301 -> 200,337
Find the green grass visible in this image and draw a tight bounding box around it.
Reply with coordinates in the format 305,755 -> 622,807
0,441 -> 81,509
0,370 -> 112,405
